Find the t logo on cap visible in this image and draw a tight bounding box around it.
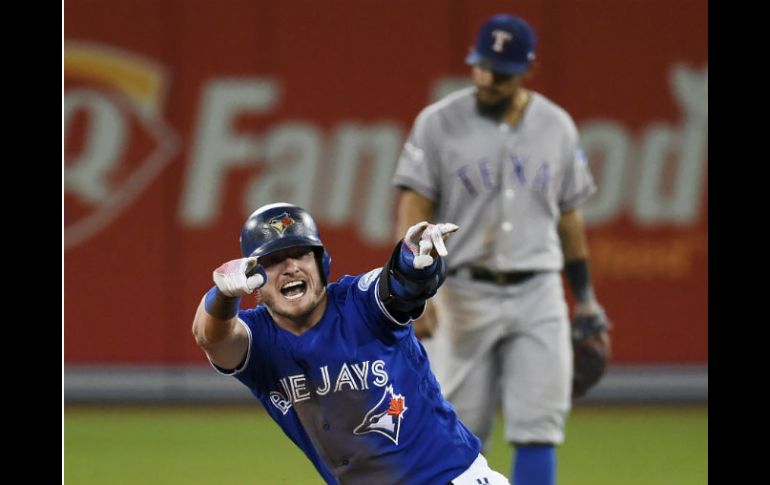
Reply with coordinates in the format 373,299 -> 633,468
491,30 -> 513,53
465,14 -> 537,75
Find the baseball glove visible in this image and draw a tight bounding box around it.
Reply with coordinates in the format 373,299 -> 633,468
571,311 -> 611,398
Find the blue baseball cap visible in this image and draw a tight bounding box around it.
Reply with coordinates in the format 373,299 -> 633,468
465,14 -> 537,75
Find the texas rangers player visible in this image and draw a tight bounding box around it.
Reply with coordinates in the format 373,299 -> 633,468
192,202 -> 510,485
392,14 -> 610,485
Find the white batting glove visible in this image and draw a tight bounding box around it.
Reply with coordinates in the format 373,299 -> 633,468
403,221 -> 459,270
212,257 -> 266,297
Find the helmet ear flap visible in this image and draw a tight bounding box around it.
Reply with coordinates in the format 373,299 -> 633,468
313,248 -> 332,285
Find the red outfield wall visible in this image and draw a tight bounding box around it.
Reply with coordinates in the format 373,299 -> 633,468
64,0 -> 708,364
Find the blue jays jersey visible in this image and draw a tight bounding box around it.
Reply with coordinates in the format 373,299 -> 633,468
214,268 -> 481,485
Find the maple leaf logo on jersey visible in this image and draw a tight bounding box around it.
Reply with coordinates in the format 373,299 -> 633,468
353,384 -> 408,445
268,212 -> 296,236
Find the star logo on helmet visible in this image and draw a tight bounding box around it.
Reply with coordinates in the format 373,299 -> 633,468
268,212 -> 296,236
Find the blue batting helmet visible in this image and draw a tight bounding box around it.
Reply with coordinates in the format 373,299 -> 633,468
240,203 -> 332,284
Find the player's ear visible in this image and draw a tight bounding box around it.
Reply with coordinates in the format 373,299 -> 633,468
523,60 -> 539,81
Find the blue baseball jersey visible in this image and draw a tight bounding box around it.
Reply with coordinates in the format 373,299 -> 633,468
213,268 -> 481,485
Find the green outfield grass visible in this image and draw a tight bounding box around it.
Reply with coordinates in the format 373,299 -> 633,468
64,405 -> 707,485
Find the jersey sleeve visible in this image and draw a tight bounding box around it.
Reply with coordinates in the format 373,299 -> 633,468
207,309 -> 273,395
392,109 -> 441,202
559,120 -> 597,212
347,270 -> 414,344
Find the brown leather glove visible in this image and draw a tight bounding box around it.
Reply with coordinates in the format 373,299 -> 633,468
571,311 -> 611,398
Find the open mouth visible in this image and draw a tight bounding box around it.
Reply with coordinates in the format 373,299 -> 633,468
280,280 -> 307,300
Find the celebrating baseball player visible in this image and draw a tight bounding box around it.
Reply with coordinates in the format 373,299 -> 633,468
192,202 -> 510,484
392,13 -> 611,485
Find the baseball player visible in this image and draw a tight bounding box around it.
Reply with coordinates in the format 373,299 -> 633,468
192,202 -> 510,484
392,14 -> 610,485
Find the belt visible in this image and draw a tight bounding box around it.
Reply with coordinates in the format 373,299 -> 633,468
447,267 -> 537,285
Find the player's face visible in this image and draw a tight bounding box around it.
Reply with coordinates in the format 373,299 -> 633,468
471,65 -> 523,105
258,246 -> 326,325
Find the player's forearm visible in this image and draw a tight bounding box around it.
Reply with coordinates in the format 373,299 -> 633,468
558,209 -> 589,261
379,241 -> 446,320
395,189 -> 435,240
558,210 -> 598,305
393,194 -> 442,335
191,295 -> 240,348
380,221 -> 455,321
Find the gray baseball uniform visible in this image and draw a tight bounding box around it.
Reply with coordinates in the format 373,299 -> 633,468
392,86 -> 596,445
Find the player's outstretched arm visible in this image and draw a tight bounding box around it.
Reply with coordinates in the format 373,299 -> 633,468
395,189 -> 440,338
192,257 -> 266,370
378,221 -> 458,322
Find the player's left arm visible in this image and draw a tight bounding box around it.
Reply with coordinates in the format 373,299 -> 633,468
377,221 -> 458,324
559,208 -> 613,396
558,209 -> 601,315
559,209 -> 611,354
